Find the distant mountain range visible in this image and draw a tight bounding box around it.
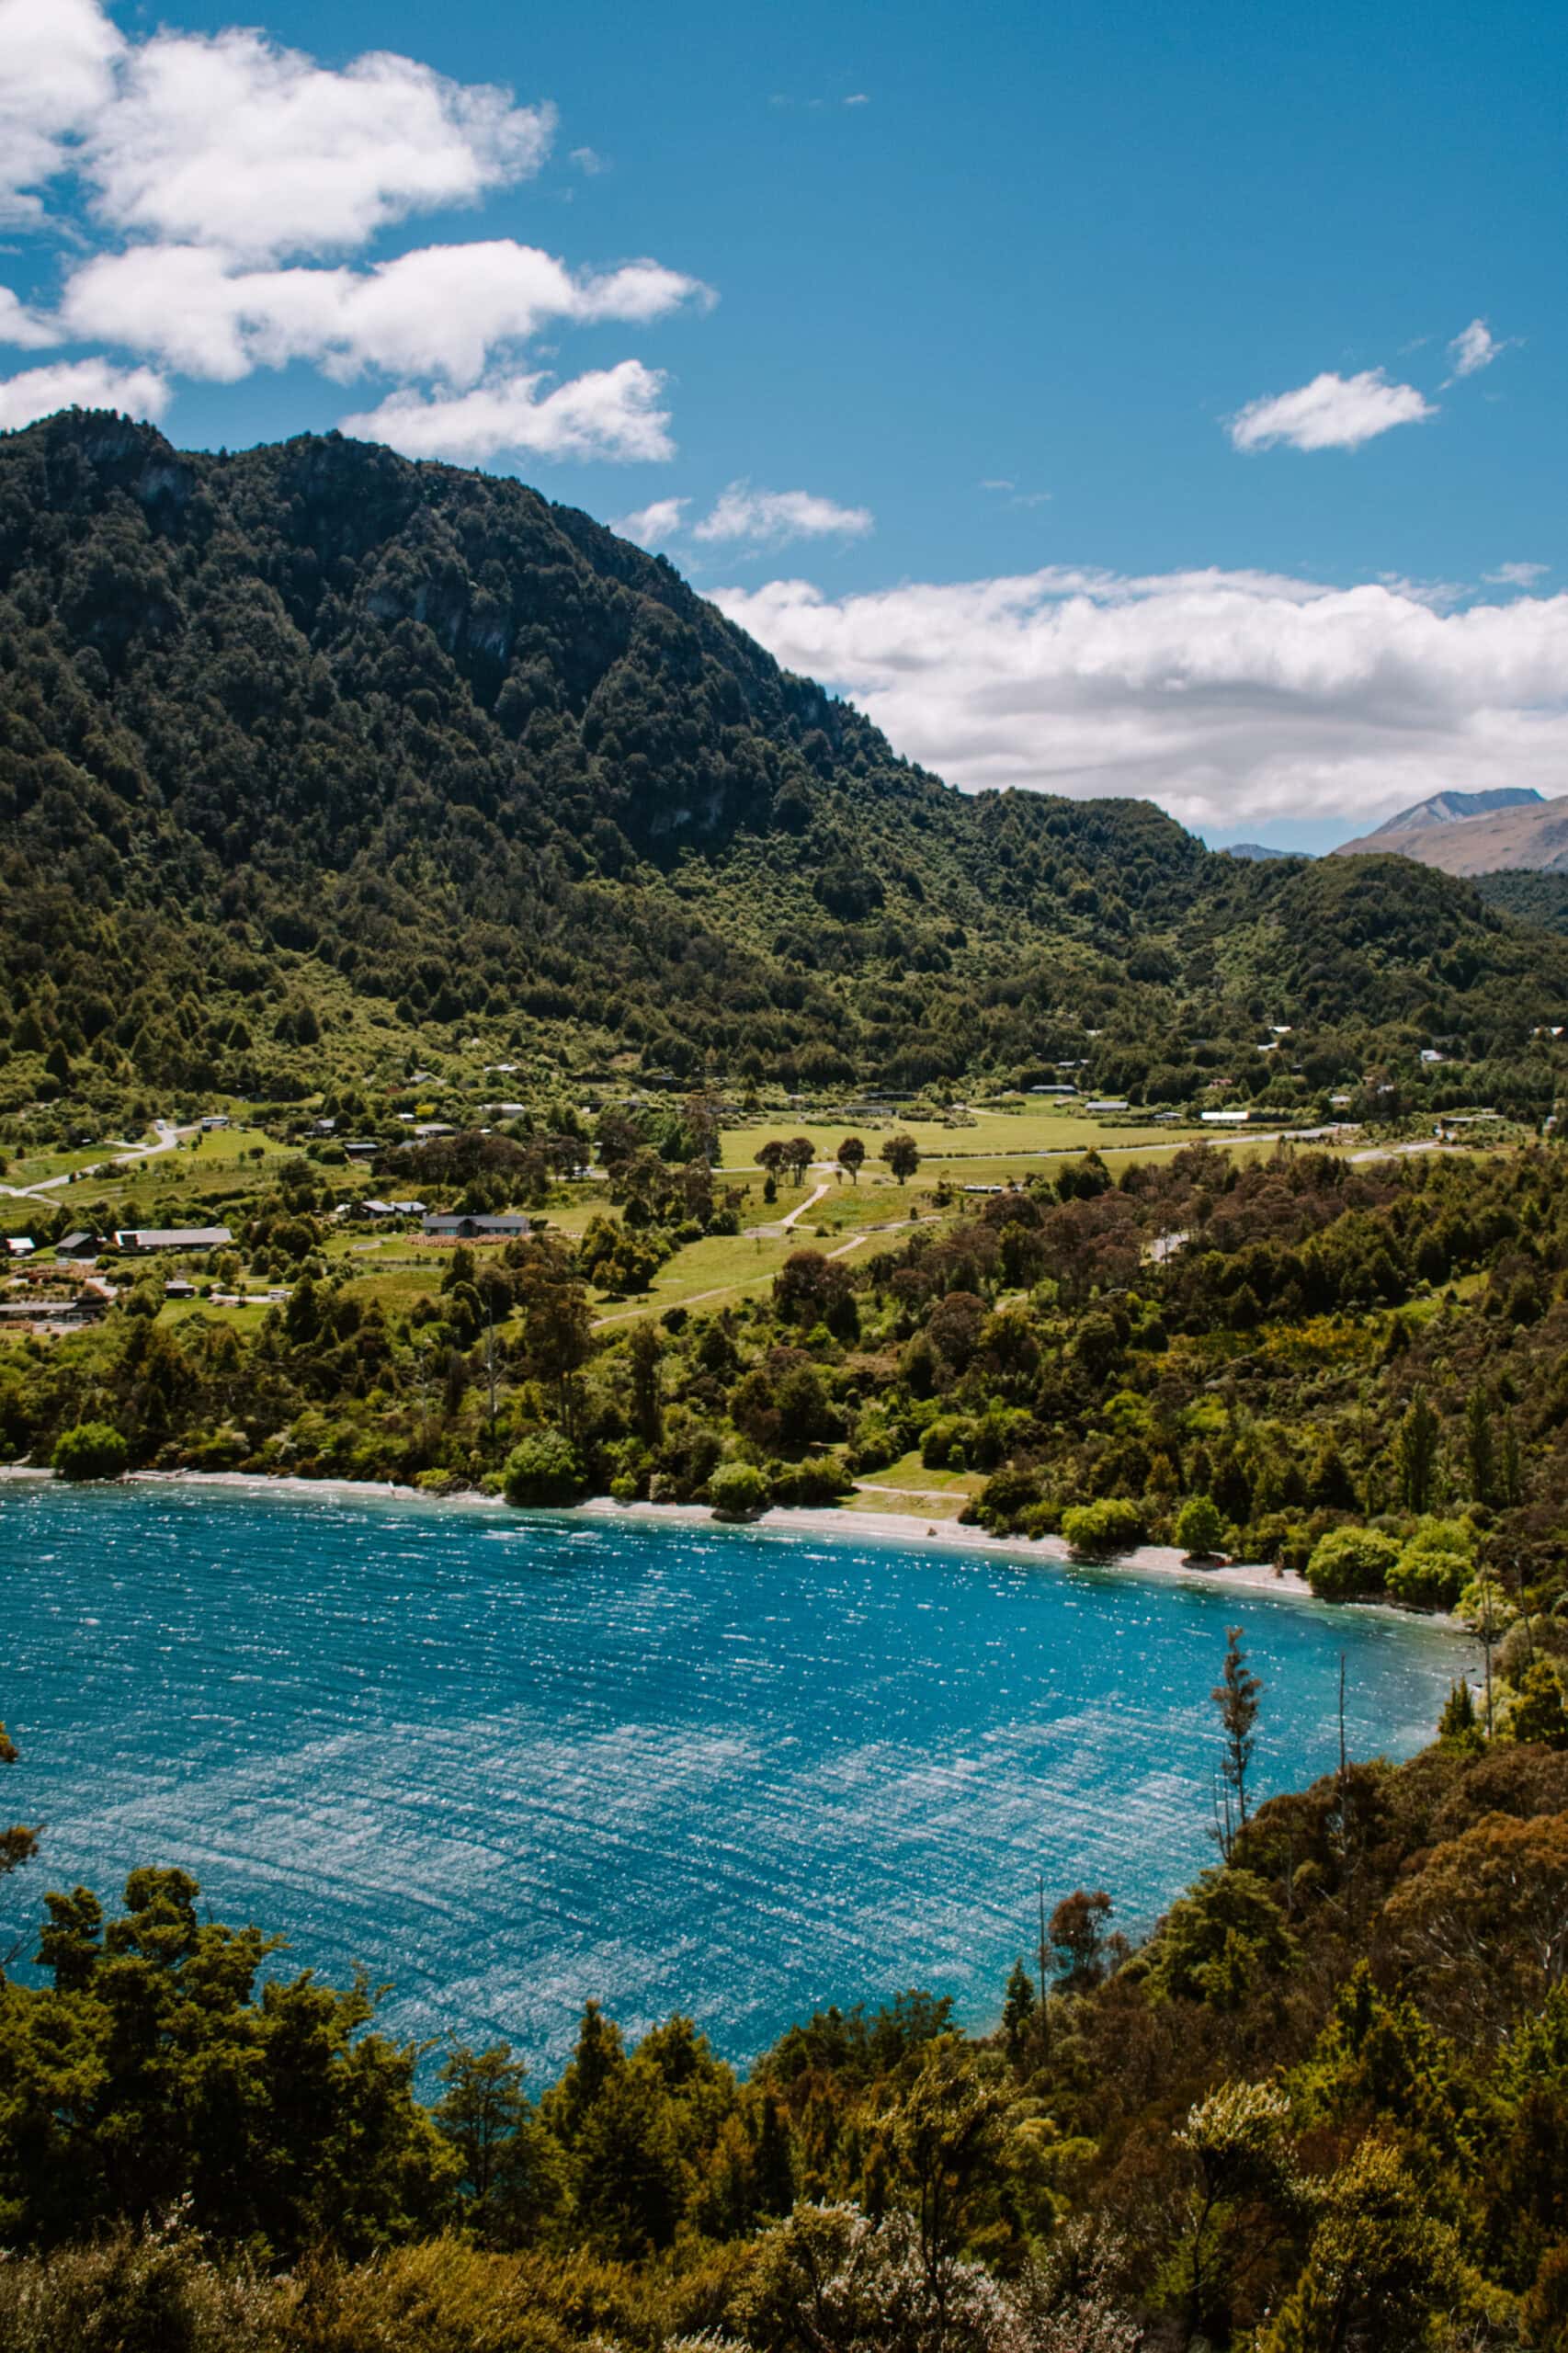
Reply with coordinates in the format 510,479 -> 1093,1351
1335,787 -> 1568,873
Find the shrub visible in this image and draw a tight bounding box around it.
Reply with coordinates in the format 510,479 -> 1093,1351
1061,1497 -> 1146,1559
921,1415 -> 977,1471
51,1421 -> 129,1481
1305,1523 -> 1401,1600
502,1430 -> 585,1507
1174,1494 -> 1227,1560
1386,1518 -> 1473,1609
977,1462 -> 1043,1528
766,1458 -> 854,1507
709,1461 -> 769,1521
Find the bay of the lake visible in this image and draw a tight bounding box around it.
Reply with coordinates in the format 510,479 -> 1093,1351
0,1478 -> 1471,2070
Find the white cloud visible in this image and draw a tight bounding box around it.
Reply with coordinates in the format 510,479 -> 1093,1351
612,496 -> 688,547
78,26 -> 552,262
342,359 -> 675,463
691,482 -> 873,546
0,357 -> 168,432
1487,562 -> 1549,588
1447,316 -> 1512,380
1228,369 -> 1436,453
0,7 -> 706,467
0,0 -> 124,224
57,240 -> 710,387
569,145 -> 608,175
0,287 -> 57,350
711,564 -> 1568,831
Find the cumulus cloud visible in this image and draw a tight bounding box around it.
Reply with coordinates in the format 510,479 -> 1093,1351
711,564 -> 1568,830
1228,369 -> 1436,453
691,482 -> 873,547
0,2 -> 704,466
0,357 -> 168,431
1487,561 -> 1549,589
342,359 -> 675,463
79,26 -> 553,262
1446,316 -> 1514,381
0,0 -> 124,224
57,241 -> 710,386
0,287 -> 57,350
611,496 -> 688,547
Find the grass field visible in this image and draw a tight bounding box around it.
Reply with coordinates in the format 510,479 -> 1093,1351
720,1107 -> 1204,1169
853,1449 -> 986,1500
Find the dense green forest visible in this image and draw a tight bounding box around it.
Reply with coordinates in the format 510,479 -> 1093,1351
2,407 -> 1566,1132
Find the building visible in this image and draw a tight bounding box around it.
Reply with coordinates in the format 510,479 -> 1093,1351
55,1231 -> 104,1259
4,1236 -> 36,1257
421,1213 -> 531,1241
1085,1097 -> 1130,1114
112,1225 -> 233,1254
1200,1109 -> 1253,1126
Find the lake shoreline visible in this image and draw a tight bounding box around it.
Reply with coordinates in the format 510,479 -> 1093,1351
3,1461 -> 1466,1630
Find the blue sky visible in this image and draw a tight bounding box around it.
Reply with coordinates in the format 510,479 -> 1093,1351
2,0 -> 1565,847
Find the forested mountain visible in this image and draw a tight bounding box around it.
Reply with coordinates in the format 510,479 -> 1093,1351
2,407 -> 1565,1113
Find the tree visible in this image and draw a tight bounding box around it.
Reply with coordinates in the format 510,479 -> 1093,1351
1176,1495 -> 1227,1560
1061,1497 -> 1145,1558
502,1430 -> 585,1506
517,1251 -> 592,1430
627,1319 -> 664,1446
51,1421 -> 129,1480
1049,1890 -> 1114,1990
1305,1525 -> 1400,1601
888,2045 -> 1010,2304
1257,2136 -> 1463,2353
434,2043 -> 528,2241
1174,2078 -> 1297,2347
837,1135 -> 866,1185
1001,1959 -> 1036,2060
1509,1659 -> 1568,1750
783,1136 -> 816,1184
1393,1386 -> 1440,1513
0,1866 -> 454,2253
881,1134 -> 920,1186
1466,1383 -> 1497,1507
755,1140 -> 788,1180
709,1461 -> 769,1520
1211,1626 -> 1262,1857
0,1720 -> 39,1886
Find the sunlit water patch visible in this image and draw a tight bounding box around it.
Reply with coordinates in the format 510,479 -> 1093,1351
0,1481 -> 1471,2069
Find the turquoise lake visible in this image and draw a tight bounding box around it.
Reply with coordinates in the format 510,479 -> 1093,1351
0,1480 -> 1471,2070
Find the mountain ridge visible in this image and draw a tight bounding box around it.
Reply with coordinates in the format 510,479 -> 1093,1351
1,407 -> 1564,1119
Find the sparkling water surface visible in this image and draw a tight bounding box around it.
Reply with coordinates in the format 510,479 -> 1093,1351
0,1480 -> 1470,2069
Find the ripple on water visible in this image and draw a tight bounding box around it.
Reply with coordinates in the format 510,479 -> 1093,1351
0,1481 -> 1471,2070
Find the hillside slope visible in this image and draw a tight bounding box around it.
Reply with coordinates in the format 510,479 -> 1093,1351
1,408 -> 1564,1114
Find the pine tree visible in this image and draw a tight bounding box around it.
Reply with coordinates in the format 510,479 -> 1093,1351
1466,1385 -> 1497,1508
1395,1386 -> 1439,1512
1002,1958 -> 1037,2060
1211,1626 -> 1262,1859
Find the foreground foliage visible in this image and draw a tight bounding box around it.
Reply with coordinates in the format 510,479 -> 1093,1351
2,1731 -> 1567,2347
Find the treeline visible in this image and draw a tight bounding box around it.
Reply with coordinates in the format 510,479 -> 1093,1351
3,1704 -> 1567,2347
2,409 -> 1566,1129
13,1140 -> 1568,1634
